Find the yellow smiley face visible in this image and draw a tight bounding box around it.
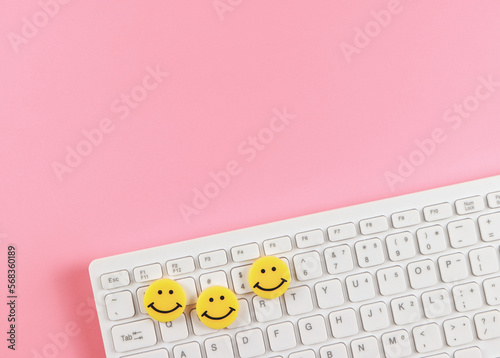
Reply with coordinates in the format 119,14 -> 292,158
144,279 -> 186,322
196,286 -> 239,329
249,256 -> 291,299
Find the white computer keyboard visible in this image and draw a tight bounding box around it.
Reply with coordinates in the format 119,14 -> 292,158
89,175 -> 500,358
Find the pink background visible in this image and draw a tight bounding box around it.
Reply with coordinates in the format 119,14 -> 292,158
1,1 -> 500,357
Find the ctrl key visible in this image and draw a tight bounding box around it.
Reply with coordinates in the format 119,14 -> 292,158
111,319 -> 157,353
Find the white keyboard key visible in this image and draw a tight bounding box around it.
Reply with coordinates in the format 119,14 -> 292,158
350,336 -> 380,358
407,259 -> 438,289
204,335 -> 233,358
423,355 -> 449,358
360,301 -> 390,331
284,286 -> 314,316
454,347 -> 482,358
315,278 -> 344,309
125,349 -> 169,358
381,329 -> 412,358
199,270 -> 228,291
263,236 -> 292,255
253,296 -> 282,322
474,310 -> 500,340
487,191 -> 500,208
438,253 -> 468,283
455,196 -> 485,214
111,319 -> 157,353
413,323 -> 443,353
293,251 -> 323,281
319,343 -> 348,358
478,212 -> 500,241
267,321 -> 296,351
177,277 -> 197,305
137,286 -> 148,314
105,290 -> 135,321
159,314 -> 188,343
452,282 -> 483,312
391,209 -> 421,229
173,342 -> 202,358
386,232 -> 416,261
423,202 -> 453,222
469,246 -> 500,276
230,264 -> 252,294
198,250 -> 227,269
422,288 -> 452,318
289,350 -> 315,358
360,215 -> 389,235
416,225 -> 447,254
133,263 -> 163,283
166,256 -> 195,276
377,266 -> 407,296
346,272 -> 375,302
443,316 -> 474,347
327,222 -> 357,241
324,244 -> 354,274
227,299 -> 251,329
391,295 -> 421,325
483,276 -> 500,305
329,308 -> 359,338
235,329 -> 266,358
448,219 -> 478,248
231,243 -> 260,262
101,270 -> 130,289
190,309 -> 218,336
295,229 -> 324,248
355,238 -> 385,268
298,315 -> 328,345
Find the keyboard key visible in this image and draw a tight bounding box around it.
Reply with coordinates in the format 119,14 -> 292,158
474,310 -> 500,340
199,270 -> 228,290
416,225 -> 447,254
483,276 -> 500,305
230,264 -> 252,294
173,342 -> 202,358
298,315 -> 328,345
329,308 -> 359,338
360,301 -> 390,331
228,299 -> 251,329
385,232 -> 416,261
438,253 -> 468,283
204,335 -> 233,358
391,295 -> 421,325
253,296 -> 282,322
137,286 -> 148,314
284,286 -> 314,316
381,329 -> 412,358
235,329 -> 266,358
314,278 -> 344,309
111,319 -> 157,353
355,238 -> 385,268
346,272 -> 376,302
469,246 -> 499,276
360,215 -> 389,235
125,349 -> 169,358
447,219 -> 478,248
327,222 -> 357,241
407,259 -> 438,289
177,277 -> 198,305
198,250 -> 227,269
166,257 -> 195,276
422,288 -> 452,318
267,321 -> 296,351
133,263 -> 163,283
391,209 -> 421,229
101,270 -> 130,289
478,212 -> 500,241
289,350 -> 315,358
455,196 -> 485,214
443,316 -> 474,347
350,336 -> 379,358
487,191 -> 500,208
231,243 -> 260,262
263,236 -> 292,255
295,229 -> 324,248
319,343 -> 348,358
452,282 -> 483,312
324,244 -> 354,274
105,290 -> 135,321
377,266 -> 407,296
423,202 -> 453,221
413,323 -> 443,353
159,314 -> 188,343
190,309 -> 218,336
293,251 -> 323,281
454,347 -> 482,358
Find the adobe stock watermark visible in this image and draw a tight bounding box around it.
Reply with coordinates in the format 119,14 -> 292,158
385,74 -> 500,191
51,65 -> 168,182
179,107 -> 296,223
7,0 -> 71,54
213,0 -> 243,21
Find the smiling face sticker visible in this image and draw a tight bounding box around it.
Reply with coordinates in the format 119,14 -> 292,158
249,256 -> 291,299
144,279 -> 186,322
196,286 -> 239,329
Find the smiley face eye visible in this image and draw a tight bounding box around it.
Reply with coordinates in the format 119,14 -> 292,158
272,267 -> 276,271
220,295 -> 225,300
169,290 -> 173,294
158,290 -> 163,295
209,297 -> 214,302
261,269 -> 265,273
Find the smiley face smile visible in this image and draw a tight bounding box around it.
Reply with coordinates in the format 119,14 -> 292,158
201,307 -> 236,320
147,302 -> 182,314
253,278 -> 288,291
